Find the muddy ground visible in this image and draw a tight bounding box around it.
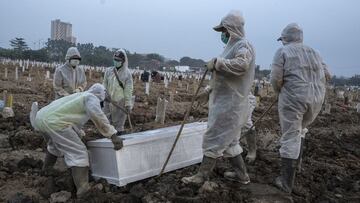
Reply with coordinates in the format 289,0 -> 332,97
0,64 -> 359,203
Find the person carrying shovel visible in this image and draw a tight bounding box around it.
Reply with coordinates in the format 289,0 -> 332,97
182,10 -> 256,185
103,49 -> 134,135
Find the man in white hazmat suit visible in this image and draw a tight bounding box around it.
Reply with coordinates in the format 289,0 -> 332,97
34,83 -> 123,198
103,49 -> 134,134
197,91 -> 257,164
182,11 -> 255,185
53,47 -> 87,99
271,23 -> 330,193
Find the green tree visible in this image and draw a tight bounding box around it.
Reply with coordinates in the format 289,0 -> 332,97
146,53 -> 164,63
77,43 -> 95,65
46,39 -> 74,62
166,59 -> 180,66
180,56 -> 206,67
10,37 -> 29,52
9,37 -> 29,58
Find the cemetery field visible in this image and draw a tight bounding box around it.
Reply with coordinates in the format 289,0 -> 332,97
1,63 -> 360,202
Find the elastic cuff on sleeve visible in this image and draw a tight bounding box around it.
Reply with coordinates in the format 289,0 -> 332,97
214,57 -> 222,71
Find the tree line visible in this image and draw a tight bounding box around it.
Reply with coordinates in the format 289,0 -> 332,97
1,37 -> 359,85
0,37 -> 207,70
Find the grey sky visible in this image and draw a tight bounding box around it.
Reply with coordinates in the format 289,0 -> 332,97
1,0 -> 359,76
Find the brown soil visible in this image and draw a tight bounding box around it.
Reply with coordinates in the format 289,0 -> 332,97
0,64 -> 359,203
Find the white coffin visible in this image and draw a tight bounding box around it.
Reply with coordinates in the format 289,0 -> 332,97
87,122 -> 207,186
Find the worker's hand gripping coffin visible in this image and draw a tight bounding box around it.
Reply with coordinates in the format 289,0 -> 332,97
87,122 -> 207,186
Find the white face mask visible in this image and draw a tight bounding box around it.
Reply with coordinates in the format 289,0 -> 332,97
70,59 -> 80,67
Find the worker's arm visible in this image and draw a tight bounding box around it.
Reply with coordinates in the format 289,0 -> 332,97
53,67 -> 70,97
214,42 -> 254,76
314,50 -> 331,82
124,72 -> 134,107
84,94 -> 117,138
320,56 -> 331,82
270,48 -> 285,93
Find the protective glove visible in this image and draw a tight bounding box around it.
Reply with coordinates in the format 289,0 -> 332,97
206,58 -> 217,71
126,106 -> 132,114
75,88 -> 82,93
196,91 -> 210,105
104,92 -> 111,102
111,133 -> 124,150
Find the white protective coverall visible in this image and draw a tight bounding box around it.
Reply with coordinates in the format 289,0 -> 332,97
271,23 -> 328,159
203,11 -> 256,158
103,49 -> 134,132
34,84 -> 117,167
54,47 -> 87,99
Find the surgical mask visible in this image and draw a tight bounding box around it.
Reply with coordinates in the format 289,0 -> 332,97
70,59 -> 80,67
114,60 -> 123,68
221,32 -> 230,44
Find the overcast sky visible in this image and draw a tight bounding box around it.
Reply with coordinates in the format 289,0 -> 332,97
1,0 -> 359,76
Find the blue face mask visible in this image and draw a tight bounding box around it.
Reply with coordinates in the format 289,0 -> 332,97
114,60 -> 123,68
221,32 -> 230,44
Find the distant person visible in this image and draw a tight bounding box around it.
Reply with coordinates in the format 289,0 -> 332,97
34,84 -> 123,198
270,23 -> 330,193
53,47 -> 87,99
103,49 -> 134,135
141,71 -> 150,82
182,10 -> 255,185
151,71 -> 161,82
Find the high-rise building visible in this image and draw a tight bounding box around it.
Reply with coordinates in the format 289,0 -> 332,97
51,19 -> 76,44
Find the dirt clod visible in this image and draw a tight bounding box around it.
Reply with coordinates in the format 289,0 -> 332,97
49,191 -> 72,203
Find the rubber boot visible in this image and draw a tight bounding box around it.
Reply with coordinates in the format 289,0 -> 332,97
297,138 -> 305,173
224,155 -> 250,184
42,151 -> 57,172
71,167 -> 91,198
275,158 -> 297,193
245,129 -> 257,164
181,156 -> 216,184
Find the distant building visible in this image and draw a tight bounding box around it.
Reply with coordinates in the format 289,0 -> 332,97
51,19 -> 76,44
175,66 -> 190,72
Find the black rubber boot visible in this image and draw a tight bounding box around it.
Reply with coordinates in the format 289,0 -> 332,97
42,151 -> 57,172
275,158 -> 297,193
71,167 -> 91,198
245,129 -> 257,164
181,156 -> 217,184
297,137 -> 305,172
224,155 -> 250,184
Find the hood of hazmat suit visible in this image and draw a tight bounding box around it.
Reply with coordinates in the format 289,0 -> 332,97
270,23 -> 328,159
53,47 -> 87,99
88,83 -> 106,101
203,11 -> 256,159
103,49 -> 133,106
65,47 -> 81,61
277,23 -> 303,45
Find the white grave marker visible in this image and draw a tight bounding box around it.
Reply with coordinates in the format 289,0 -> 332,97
15,67 -> 19,80
145,82 -> 150,95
